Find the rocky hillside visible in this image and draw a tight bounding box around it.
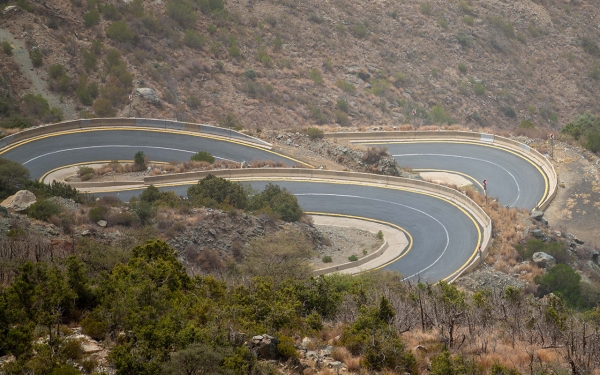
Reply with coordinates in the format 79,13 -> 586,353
1,0 -> 599,131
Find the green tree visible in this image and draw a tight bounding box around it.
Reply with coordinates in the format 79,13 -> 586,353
187,174 -> 248,209
166,0 -> 198,28
0,158 -> 30,198
190,151 -> 215,163
27,200 -> 62,221
535,264 -> 582,308
29,48 -> 43,67
248,183 -> 303,222
134,150 -> 146,171
140,185 -> 162,203
106,20 -> 135,43
83,9 -> 100,28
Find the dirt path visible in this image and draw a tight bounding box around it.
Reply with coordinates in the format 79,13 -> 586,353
0,25 -> 77,120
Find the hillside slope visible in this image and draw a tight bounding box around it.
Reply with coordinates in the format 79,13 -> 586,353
1,0 -> 599,131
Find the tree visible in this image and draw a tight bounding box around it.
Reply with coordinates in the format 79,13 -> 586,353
535,264 -> 582,308
134,151 -> 146,171
0,157 -> 30,199
242,229 -> 313,285
140,185 -> 161,203
248,183 -> 303,222
190,151 -> 215,163
187,174 -> 248,209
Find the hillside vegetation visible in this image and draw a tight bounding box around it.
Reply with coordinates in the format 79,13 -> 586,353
0,0 -> 599,133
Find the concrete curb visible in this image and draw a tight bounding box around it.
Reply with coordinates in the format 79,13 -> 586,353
324,131 -> 558,211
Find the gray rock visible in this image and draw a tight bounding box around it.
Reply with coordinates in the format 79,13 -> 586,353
1,190 -> 37,212
541,218 -> 548,226
248,334 -> 279,360
286,138 -> 292,145
530,210 -> 544,220
588,260 -> 600,273
328,361 -> 343,368
135,88 -> 160,104
306,350 -> 318,358
574,237 -> 585,245
592,251 -> 599,265
533,229 -> 543,238
532,252 -> 556,268
554,231 -> 562,237
97,220 -> 107,227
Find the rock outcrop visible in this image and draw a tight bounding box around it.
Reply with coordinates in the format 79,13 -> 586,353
0,190 -> 36,212
532,252 -> 556,269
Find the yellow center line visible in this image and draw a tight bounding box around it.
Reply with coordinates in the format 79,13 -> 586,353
0,127 -> 314,168
355,139 -> 549,208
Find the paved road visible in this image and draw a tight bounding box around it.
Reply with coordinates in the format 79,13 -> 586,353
102,180 -> 482,283
0,129 -> 302,179
0,127 -> 484,282
357,141 -> 547,209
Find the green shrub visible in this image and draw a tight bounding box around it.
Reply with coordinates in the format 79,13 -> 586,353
335,110 -> 349,126
308,14 -> 324,24
462,15 -> 474,26
48,64 -> 66,79
474,81 -> 485,95
501,106 -> 516,118
456,31 -> 472,47
166,0 -> 198,28
322,255 -> 332,263
191,151 -> 215,163
489,16 -> 515,39
228,44 -> 241,60
219,112 -> 242,130
309,106 -> 328,125
92,98 -> 116,117
535,264 -> 582,308
50,365 -> 81,375
29,48 -> 43,67
81,316 -> 107,341
134,150 -> 146,170
306,127 -> 324,140
335,79 -> 356,93
188,174 -> 249,209
2,41 -> 13,56
438,18 -> 448,29
244,69 -> 257,81
98,3 -> 120,20
248,183 -> 303,222
348,254 -> 358,262
83,9 -> 100,28
590,64 -> 600,81
197,0 -> 224,14
336,99 -> 349,113
458,0 -> 474,15
519,120 -> 535,129
27,200 -> 62,221
352,23 -> 367,38
88,206 -> 107,222
419,2 -> 432,15
458,63 -> 467,73
106,21 -> 135,43
78,166 -> 95,177
273,35 -> 283,51
305,311 -> 323,330
581,36 -> 599,56
183,30 -> 205,49
309,68 -> 324,85
370,79 -> 390,96
256,47 -> 273,67
377,230 -> 383,240
584,132 -> 600,153
276,335 -> 297,359
429,104 -> 452,124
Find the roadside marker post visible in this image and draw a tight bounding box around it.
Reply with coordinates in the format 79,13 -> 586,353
550,133 -> 554,160
483,179 -> 487,205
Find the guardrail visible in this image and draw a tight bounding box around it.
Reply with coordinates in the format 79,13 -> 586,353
0,118 -> 272,150
144,168 -> 492,281
324,131 -> 558,211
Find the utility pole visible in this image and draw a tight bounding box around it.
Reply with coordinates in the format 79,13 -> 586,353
550,133 -> 554,159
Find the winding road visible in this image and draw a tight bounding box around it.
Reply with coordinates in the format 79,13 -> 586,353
0,121 -> 555,282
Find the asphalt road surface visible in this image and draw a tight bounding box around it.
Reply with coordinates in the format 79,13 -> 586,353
0,129 -> 302,179
102,180 -> 482,283
358,141 -> 547,210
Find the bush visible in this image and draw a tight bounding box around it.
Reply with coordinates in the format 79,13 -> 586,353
348,254 -> 358,262
474,81 -> 485,95
48,64 -> 66,79
219,112 -> 242,130
352,23 -> 367,38
335,110 -> 349,126
78,166 -> 94,177
183,30 -> 205,50
276,335 -> 297,359
83,9 -> 100,28
308,68 -> 324,85
29,48 -> 43,67
489,16 -> 515,39
322,255 -> 332,263
501,106 -> 516,119
134,151 -> 146,170
519,120 -> 535,129
2,41 -> 13,56
419,2 -> 432,15
335,79 -> 356,93
244,69 -> 257,80
377,230 -> 383,240
309,106 -> 328,125
92,98 -> 116,117
306,127 -> 324,140
191,151 -> 215,163
27,200 -> 62,221
106,21 -> 135,43
462,15 -> 474,26
166,0 -> 197,28
581,36 -> 599,56
187,174 -> 248,209
88,206 -> 107,223
248,183 -> 303,222
429,104 -> 452,124
458,63 -> 467,73
255,47 -> 273,67
197,0 -> 224,14
535,264 -> 582,308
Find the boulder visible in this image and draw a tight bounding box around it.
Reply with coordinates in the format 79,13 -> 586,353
1,190 -> 36,212
530,210 -> 544,220
248,334 -> 279,360
533,229 -> 543,238
532,252 -> 556,268
97,220 -> 107,227
135,88 -> 159,104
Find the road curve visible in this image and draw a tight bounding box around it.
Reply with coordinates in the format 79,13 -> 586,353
355,140 -> 548,210
100,180 -> 482,283
0,123 -> 490,282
